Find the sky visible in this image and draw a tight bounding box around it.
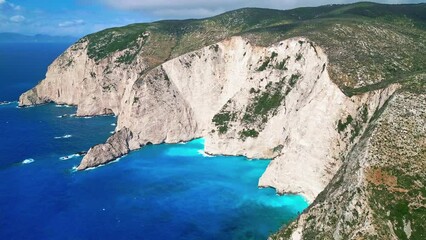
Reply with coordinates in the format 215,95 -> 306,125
0,0 -> 424,37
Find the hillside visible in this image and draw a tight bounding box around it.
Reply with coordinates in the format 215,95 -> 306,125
18,2 -> 425,239
83,2 -> 425,91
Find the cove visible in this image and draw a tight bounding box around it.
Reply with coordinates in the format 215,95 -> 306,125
0,42 -> 308,239
0,103 -> 308,239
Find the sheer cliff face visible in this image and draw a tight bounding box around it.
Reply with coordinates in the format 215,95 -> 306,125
114,37 -> 397,201
19,39 -> 147,116
272,92 -> 425,240
19,36 -> 397,202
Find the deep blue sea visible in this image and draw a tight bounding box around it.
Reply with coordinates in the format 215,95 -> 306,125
0,43 -> 308,239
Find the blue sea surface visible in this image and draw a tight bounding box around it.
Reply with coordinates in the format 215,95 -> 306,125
0,43 -> 71,102
0,43 -> 308,239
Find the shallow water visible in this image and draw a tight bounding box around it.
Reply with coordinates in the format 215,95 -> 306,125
0,43 -> 308,239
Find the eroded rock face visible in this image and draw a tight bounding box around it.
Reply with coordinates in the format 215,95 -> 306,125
272,92 -> 425,240
77,128 -> 133,170
19,39 -> 147,116
20,36 -> 398,203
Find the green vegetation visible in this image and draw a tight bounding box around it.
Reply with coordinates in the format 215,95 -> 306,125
212,111 -> 233,134
116,51 -> 136,64
350,121 -> 362,142
337,107 -> 367,142
233,77 -> 295,141
369,172 -> 426,240
365,95 -> 426,239
251,87 -> 283,116
271,223 -> 296,240
80,2 -> 425,95
289,73 -> 300,87
243,79 -> 287,124
275,56 -> 289,70
239,129 -> 259,139
337,115 -> 353,133
361,104 -> 369,123
85,24 -> 148,62
213,76 -> 294,141
256,57 -> 271,71
272,144 -> 284,153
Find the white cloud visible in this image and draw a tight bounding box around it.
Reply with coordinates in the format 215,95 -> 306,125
58,19 -> 85,28
10,15 -> 25,23
0,0 -> 5,5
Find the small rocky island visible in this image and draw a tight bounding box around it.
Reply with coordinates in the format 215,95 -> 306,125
19,2 -> 425,239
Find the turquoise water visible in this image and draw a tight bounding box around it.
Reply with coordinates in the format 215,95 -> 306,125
0,43 -> 308,239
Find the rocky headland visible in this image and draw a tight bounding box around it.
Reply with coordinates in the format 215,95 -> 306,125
19,2 -> 426,239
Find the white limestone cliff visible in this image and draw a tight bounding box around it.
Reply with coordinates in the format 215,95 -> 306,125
19,38 -> 148,116
19,36 -> 398,203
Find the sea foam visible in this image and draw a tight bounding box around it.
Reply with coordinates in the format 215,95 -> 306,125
54,134 -> 72,139
55,104 -> 72,108
22,158 -> 35,164
198,150 -> 213,157
59,154 -> 80,160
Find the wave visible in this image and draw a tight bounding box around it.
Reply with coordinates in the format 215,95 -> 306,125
80,155 -> 127,171
0,101 -> 18,108
55,104 -> 72,108
0,101 -> 13,106
54,134 -> 72,139
59,154 -> 80,160
198,150 -> 213,157
57,113 -> 77,118
22,158 -> 35,164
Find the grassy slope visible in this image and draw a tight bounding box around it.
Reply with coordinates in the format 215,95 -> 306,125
83,2 -> 425,93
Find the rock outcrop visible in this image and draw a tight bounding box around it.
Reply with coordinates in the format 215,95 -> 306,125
77,128 -> 133,170
19,39 -> 147,116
